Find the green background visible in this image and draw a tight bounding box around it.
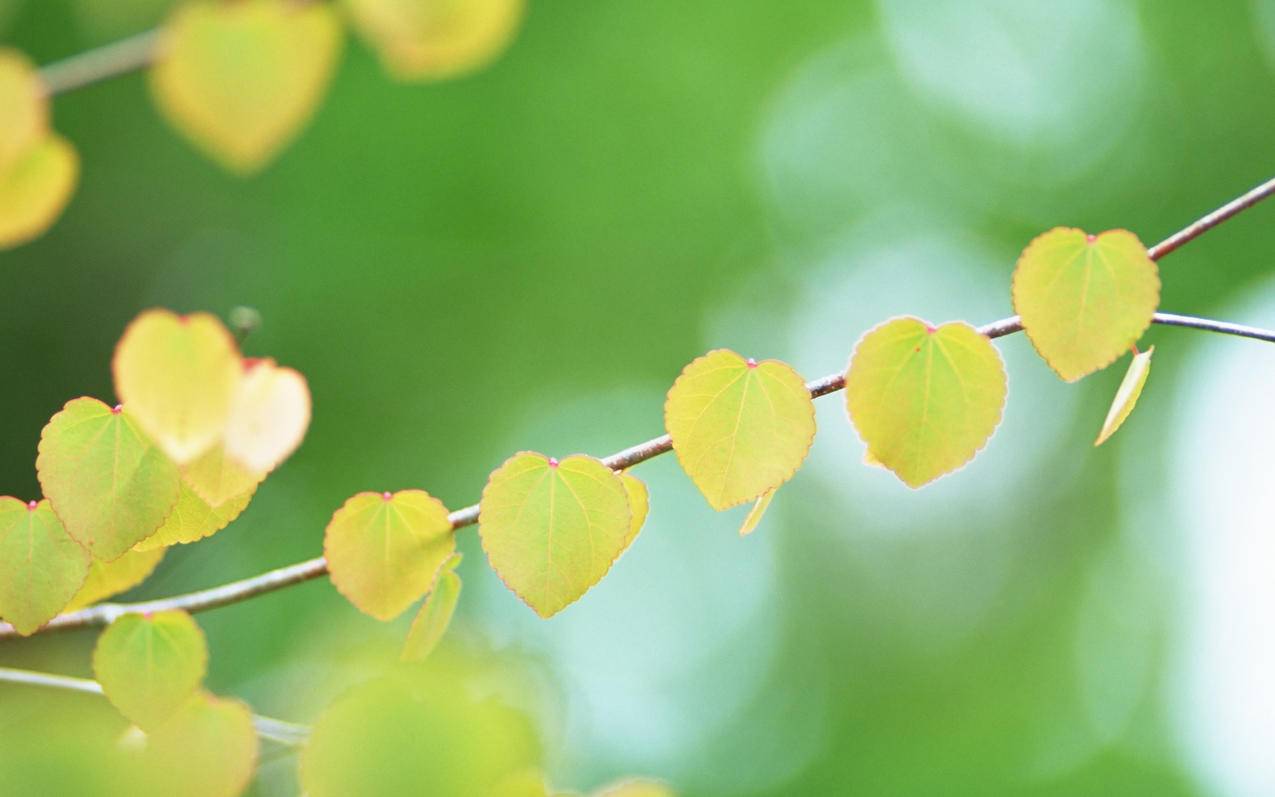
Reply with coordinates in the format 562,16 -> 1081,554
3,1 -> 1275,795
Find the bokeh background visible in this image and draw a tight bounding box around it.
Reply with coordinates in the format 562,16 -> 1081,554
4,1 -> 1275,795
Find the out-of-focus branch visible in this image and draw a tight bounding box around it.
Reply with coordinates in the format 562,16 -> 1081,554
37,30 -> 161,97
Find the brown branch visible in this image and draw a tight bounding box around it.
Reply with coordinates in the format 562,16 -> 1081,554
3,177 -> 1274,640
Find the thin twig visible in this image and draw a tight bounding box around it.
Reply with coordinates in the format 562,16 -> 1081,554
0,666 -> 309,745
2,178 -> 1274,640
37,30 -> 162,97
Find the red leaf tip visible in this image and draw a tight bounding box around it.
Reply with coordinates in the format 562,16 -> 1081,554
26,500 -> 37,510
111,404 -> 123,414
745,358 -> 758,368
925,325 -> 937,334
1086,233 -> 1097,243
381,491 -> 393,501
547,457 -> 559,468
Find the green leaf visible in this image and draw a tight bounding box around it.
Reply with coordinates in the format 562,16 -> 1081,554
492,769 -> 553,797
139,692 -> 259,797
37,398 -> 182,560
92,610 -> 208,730
0,133 -> 78,250
112,309 -> 241,465
592,780 -> 677,797
738,488 -> 776,537
620,472 -> 650,541
180,442 -> 264,507
401,553 -> 463,663
846,317 -> 1007,488
0,497 -> 89,635
343,0 -> 524,81
325,490 -> 456,621
65,547 -> 166,612
664,349 -> 816,510
1095,346 -> 1154,446
1012,227 -> 1160,382
149,0 -> 344,173
479,452 -> 634,618
134,481 -> 255,552
0,49 -> 47,172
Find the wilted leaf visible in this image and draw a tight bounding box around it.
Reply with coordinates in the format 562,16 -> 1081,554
846,317 -> 1007,488
738,488 -> 775,537
344,0 -> 524,81
479,452 -> 633,618
113,309 -> 241,465
65,547 -> 166,611
325,490 -> 455,621
140,692 -> 258,797
0,498 -> 89,635
150,0 -> 344,172
593,780 -> 676,797
37,398 -> 182,560
1095,346 -> 1154,446
665,349 -> 815,510
134,481 -> 254,551
223,357 -> 310,473
0,133 -> 78,249
0,49 -> 47,172
1012,227 -> 1160,382
401,554 -> 462,663
93,610 -> 207,729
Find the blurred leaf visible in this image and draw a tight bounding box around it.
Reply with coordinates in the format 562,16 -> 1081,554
0,48 -> 46,172
344,0 -> 524,81
665,349 -> 815,510
1095,346 -> 1154,446
37,398 -> 181,560
1013,228 -> 1160,382
401,553 -> 462,662
113,309 -> 241,465
620,471 -> 650,540
325,490 -> 455,621
181,442 -> 264,507
134,481 -> 254,551
0,497 -> 89,635
139,692 -> 258,797
479,452 -> 633,618
493,768 -> 553,797
300,665 -> 540,797
93,610 -> 208,729
149,0 -> 344,173
0,133 -> 77,250
846,317 -> 1007,488
592,779 -> 676,797
223,357 -> 310,473
738,487 -> 775,537
66,547 -> 166,611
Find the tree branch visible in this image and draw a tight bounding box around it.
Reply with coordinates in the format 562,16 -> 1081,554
37,30 -> 161,97
2,178 -> 1273,640
0,666 -> 309,745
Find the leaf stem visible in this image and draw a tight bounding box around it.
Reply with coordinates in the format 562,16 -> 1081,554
0,666 -> 309,745
37,30 -> 162,97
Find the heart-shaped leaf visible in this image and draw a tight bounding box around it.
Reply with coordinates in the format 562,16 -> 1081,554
1095,346 -> 1154,447
150,0 -> 344,173
480,452 -> 633,618
401,553 -> 462,663
134,481 -> 255,552
325,490 -> 456,621
0,49 -> 47,172
37,398 -> 182,560
1012,227 -> 1160,382
738,488 -> 776,537
113,309 -> 242,465
140,692 -> 258,797
846,317 -> 1007,488
0,133 -> 78,249
93,609 -> 208,729
0,498 -> 89,636
65,547 -> 166,612
665,349 -> 816,510
343,0 -> 524,81
223,357 -> 311,473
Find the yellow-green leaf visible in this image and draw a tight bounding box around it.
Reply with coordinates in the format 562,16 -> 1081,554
846,317 -> 1007,488
92,610 -> 208,729
112,309 -> 242,465
1012,227 -> 1160,382
325,490 -> 455,621
738,488 -> 775,537
620,472 -> 650,541
665,349 -> 815,510
401,553 -> 462,663
479,452 -> 633,618
150,0 -> 344,173
1095,346 -> 1154,447
223,357 -> 311,473
0,133 -> 78,250
592,780 -> 676,797
181,442 -> 265,507
0,49 -> 47,172
140,692 -> 258,797
65,547 -> 166,611
343,0 -> 524,81
134,481 -> 255,552
493,769 -> 553,797
37,398 -> 182,560
0,497 -> 89,635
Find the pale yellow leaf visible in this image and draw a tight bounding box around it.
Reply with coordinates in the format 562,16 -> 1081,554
1094,346 -> 1154,446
